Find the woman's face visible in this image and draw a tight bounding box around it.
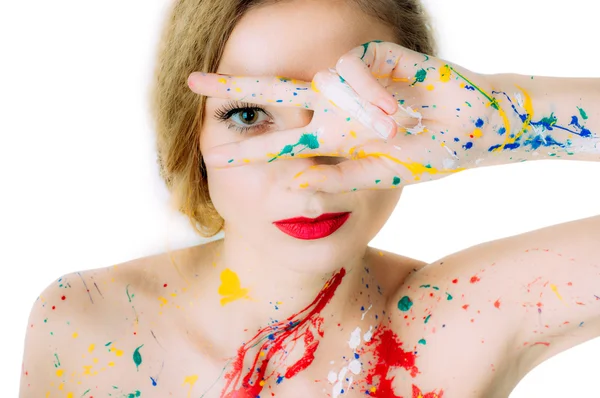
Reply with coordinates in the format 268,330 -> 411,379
200,0 -> 404,270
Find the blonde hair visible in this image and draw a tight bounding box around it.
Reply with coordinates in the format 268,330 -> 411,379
148,0 -> 438,238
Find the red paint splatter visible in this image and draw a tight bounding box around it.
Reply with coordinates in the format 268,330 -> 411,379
451,279 -> 458,284
360,326 -> 444,397
493,299 -> 501,309
412,384 -> 445,398
163,283 -> 167,287
61,295 -> 66,300
462,304 -> 469,310
52,306 -> 56,310
470,275 -> 480,284
220,268 -> 346,397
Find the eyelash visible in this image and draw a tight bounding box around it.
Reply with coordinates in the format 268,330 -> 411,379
213,101 -> 274,134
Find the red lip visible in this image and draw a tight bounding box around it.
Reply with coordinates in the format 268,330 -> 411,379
273,212 -> 351,240
273,212 -> 350,224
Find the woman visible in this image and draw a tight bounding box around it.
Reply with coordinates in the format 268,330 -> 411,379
19,0 -> 599,397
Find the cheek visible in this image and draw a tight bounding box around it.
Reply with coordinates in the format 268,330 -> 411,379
206,167 -> 269,219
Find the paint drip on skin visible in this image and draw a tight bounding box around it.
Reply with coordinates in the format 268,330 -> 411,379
219,268 -> 346,397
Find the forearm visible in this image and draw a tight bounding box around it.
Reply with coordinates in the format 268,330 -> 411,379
483,73 -> 600,165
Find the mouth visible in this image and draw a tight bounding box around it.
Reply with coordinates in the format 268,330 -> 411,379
272,212 -> 351,240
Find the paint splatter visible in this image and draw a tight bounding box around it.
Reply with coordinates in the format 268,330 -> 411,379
218,269 -> 346,397
218,269 -> 252,306
133,344 -> 144,371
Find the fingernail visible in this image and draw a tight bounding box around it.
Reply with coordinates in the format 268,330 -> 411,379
381,98 -> 397,115
374,118 -> 393,139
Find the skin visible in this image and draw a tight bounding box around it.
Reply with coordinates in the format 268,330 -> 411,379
197,0 -> 404,342
20,0 -> 600,397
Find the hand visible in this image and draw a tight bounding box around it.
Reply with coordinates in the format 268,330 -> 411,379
188,41 -> 501,193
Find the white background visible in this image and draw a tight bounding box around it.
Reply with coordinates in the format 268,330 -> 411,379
2,0 -> 599,396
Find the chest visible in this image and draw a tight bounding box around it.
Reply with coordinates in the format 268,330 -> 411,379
126,307 -> 515,398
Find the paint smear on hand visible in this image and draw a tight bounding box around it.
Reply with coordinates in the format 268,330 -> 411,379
218,268 -> 252,306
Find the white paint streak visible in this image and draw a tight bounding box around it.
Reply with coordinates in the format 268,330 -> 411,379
348,327 -> 361,349
363,325 -> 374,342
361,304 -> 373,320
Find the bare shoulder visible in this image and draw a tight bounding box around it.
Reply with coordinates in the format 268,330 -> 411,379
19,243 -> 206,397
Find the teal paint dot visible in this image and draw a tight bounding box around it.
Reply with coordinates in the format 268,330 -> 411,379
413,69 -> 427,84
346,117 -> 351,122
397,296 -> 413,311
446,292 -> 453,301
392,176 -> 401,186
431,135 -> 435,140
465,101 -> 472,107
399,99 -> 405,105
298,133 -> 320,149
578,107 -> 589,120
127,390 -> 142,398
280,144 -> 294,155
133,344 -> 144,371
375,179 -> 381,184
418,338 -> 427,345
227,159 -> 234,164
351,188 -> 357,191
424,314 -> 431,324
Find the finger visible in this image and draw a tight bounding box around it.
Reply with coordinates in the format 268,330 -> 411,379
335,41 -> 402,115
187,72 -> 318,110
202,125 -> 341,168
314,69 -> 397,140
289,156 -> 409,194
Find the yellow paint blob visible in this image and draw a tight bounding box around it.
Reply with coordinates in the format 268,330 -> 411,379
88,344 -> 95,353
439,65 -> 451,82
218,268 -> 252,306
349,130 -> 357,138
426,84 -> 434,91
311,80 -> 320,93
235,87 -> 242,93
471,128 -> 483,139
72,332 -> 78,338
217,78 -> 227,84
56,369 -> 64,377
158,296 -> 168,307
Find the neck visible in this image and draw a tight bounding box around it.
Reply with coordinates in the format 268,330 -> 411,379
191,234 -> 384,353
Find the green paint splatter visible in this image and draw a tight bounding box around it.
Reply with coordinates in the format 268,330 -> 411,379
359,40 -> 383,60
133,344 -> 144,371
446,292 -> 453,301
412,69 -> 427,85
397,296 -> 413,311
346,117 -> 351,122
268,133 -> 320,162
375,179 -> 381,184
339,75 -> 346,84
539,113 -> 558,127
227,159 -> 234,163
578,107 -> 589,120
424,314 -> 431,324
448,65 -> 500,110
53,353 -> 61,367
465,101 -> 472,107
392,176 -> 401,186
398,99 -> 405,105
127,390 -> 141,398
126,284 -> 134,302
82,388 -> 91,396
431,135 -> 436,140
418,338 -> 427,345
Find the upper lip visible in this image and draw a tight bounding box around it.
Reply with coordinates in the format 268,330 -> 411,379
273,212 -> 351,224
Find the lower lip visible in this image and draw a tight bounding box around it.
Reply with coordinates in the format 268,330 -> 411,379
273,213 -> 351,240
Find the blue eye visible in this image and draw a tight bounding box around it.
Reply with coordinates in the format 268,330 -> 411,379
214,101 -> 273,134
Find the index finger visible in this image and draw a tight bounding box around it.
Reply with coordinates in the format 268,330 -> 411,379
187,72 -> 319,110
